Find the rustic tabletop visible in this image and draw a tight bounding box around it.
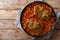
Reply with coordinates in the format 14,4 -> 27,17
0,0 -> 60,40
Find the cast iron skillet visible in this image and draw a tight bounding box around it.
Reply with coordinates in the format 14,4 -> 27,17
20,1 -> 57,37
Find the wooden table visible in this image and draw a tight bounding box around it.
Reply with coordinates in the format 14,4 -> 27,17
0,0 -> 60,40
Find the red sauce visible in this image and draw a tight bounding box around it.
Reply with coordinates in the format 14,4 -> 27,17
21,2 -> 55,36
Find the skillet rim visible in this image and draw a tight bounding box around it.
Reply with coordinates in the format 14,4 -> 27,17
20,1 -> 57,37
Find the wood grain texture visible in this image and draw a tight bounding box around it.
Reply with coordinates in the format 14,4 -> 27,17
44,0 -> 60,8
0,20 -> 18,30
0,0 -> 59,9
0,0 -> 33,10
54,19 -> 60,30
0,30 -> 32,40
0,10 -> 18,19
49,30 -> 60,40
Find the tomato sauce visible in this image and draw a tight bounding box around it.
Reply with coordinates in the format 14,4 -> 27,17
21,2 -> 55,36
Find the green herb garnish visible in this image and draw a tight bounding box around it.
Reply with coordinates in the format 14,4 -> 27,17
36,22 -> 41,30
30,22 -> 41,30
30,27 -> 36,30
36,7 -> 40,12
46,12 -> 50,18
29,20 -> 33,25
37,9 -> 45,18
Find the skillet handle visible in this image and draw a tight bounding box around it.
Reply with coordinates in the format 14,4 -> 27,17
54,10 -> 60,22
33,0 -> 43,1
57,12 -> 60,19
16,8 -> 24,29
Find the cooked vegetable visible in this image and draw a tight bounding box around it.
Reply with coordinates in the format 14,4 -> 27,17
37,9 -> 50,19
30,22 -> 41,30
35,22 -> 41,30
37,9 -> 44,18
46,12 -> 50,18
36,7 -> 40,12
29,20 -> 33,25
